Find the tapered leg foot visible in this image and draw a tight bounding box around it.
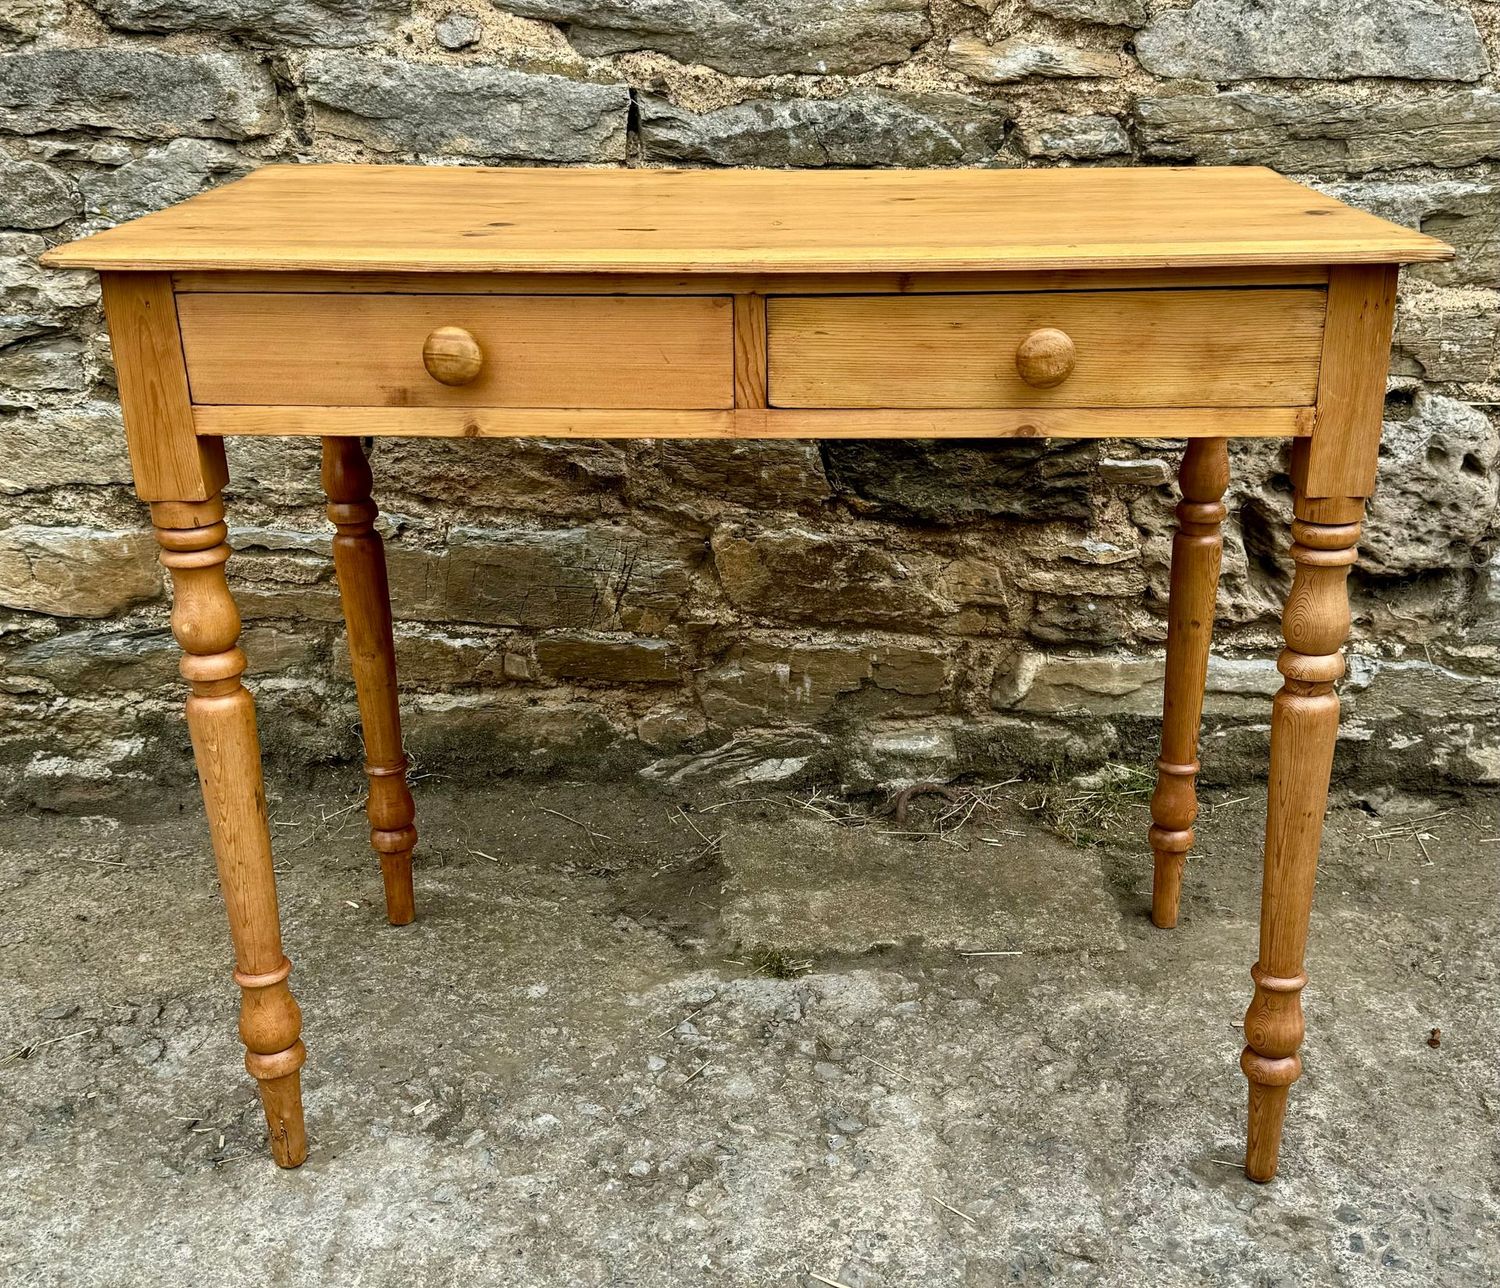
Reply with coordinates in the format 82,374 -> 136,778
322,438 -> 418,926
1238,494 -> 1362,1182
154,495 -> 307,1168
1149,438 -> 1229,928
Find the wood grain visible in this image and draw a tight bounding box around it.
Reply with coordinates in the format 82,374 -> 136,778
178,293 -> 733,409
152,494 -> 306,1167
1301,265 -> 1401,499
1240,498 -> 1362,1183
44,165 -> 1450,274
1149,439 -> 1230,930
322,438 -> 417,927
733,294 -> 769,410
194,405 -> 1316,440
100,272 -> 227,501
170,265 -> 1337,296
768,290 -> 1326,409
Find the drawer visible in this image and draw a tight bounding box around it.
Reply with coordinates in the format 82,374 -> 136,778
177,293 -> 734,409
767,289 -> 1326,409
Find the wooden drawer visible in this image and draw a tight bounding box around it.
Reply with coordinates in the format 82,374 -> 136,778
767,289 -> 1326,408
178,293 -> 734,409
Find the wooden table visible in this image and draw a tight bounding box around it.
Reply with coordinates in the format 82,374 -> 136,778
45,165 -> 1450,1180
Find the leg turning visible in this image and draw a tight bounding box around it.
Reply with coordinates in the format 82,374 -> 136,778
1241,496 -> 1361,1182
153,496 -> 307,1167
322,437 -> 418,926
1149,437 -> 1229,928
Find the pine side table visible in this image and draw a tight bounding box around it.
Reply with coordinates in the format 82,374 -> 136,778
43,165 -> 1450,1179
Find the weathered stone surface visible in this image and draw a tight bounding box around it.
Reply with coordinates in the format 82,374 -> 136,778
80,140 -> 248,224
497,0 -> 929,77
0,49 -> 281,141
1135,90 -> 1500,174
371,437 -> 627,514
639,440 -> 830,512
635,703 -> 707,750
1361,392 -> 1499,577
91,0 -> 408,47
721,816 -> 1124,955
1393,287 -> 1499,383
639,91 -> 1008,168
992,650 -> 1279,717
1029,0 -> 1145,25
0,337 -> 86,402
699,638 -> 948,728
535,633 -> 681,683
391,525 -> 702,632
1319,180 -> 1499,289
1137,0 -> 1487,83
2,626 -> 179,693
712,526 -> 1005,632
0,526 -> 161,617
303,55 -> 628,161
949,34 -> 1126,82
1015,113 -> 1129,159
0,233 -> 98,346
823,441 -> 1096,523
0,402 -> 132,494
0,0 -> 56,44
403,691 -> 628,774
0,158 -> 79,229
434,11 -> 482,48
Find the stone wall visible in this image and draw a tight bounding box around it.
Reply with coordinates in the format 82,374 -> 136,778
2,0 -> 1497,805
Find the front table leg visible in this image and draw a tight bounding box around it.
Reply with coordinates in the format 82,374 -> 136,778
153,495 -> 308,1167
1239,494 -> 1361,1182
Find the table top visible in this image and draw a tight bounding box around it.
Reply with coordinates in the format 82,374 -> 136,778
44,164 -> 1449,276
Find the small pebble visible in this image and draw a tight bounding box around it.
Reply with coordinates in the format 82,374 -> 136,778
434,12 -> 482,50
812,1061 -> 843,1082
646,1055 -> 667,1073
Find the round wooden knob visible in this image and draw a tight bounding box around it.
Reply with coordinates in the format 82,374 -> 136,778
422,326 -> 483,386
1015,327 -> 1076,389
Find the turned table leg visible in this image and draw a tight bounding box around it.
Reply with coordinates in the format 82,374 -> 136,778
153,496 -> 308,1167
1149,438 -> 1230,928
321,437 -> 418,926
1239,494 -> 1362,1182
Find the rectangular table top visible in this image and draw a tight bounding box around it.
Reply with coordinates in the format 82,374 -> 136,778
44,164 -> 1450,276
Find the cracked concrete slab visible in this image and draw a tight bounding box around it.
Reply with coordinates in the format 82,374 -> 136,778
720,812 -> 1125,956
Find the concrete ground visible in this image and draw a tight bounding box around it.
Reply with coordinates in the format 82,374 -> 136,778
1,772 -> 1496,1287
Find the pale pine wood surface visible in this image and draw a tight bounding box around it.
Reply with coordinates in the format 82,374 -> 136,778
43,165 -> 1450,274
767,289 -> 1326,409
193,405 -> 1314,440
178,293 -> 734,409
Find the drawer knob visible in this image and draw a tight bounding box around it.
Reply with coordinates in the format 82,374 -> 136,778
422,326 -> 483,386
1015,327 -> 1076,389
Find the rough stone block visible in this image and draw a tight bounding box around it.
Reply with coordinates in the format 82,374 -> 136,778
1135,89 -> 1500,173
1136,0 -> 1487,82
91,0 -> 409,47
823,440 -> 1096,523
638,440 -> 830,512
0,48 -> 281,140
496,0 -> 930,76
1,232 -> 99,346
535,633 -> 681,683
1318,180 -> 1499,288
1362,391 -> 1499,577
1015,113 -> 1130,159
1029,0 -> 1146,24
711,525 -> 998,632
0,157 -> 79,229
80,139 -> 248,224
391,525 -> 701,632
0,526 -> 162,618
0,337 -> 87,402
303,54 -> 629,161
0,402 -> 133,494
1393,287 -> 1499,383
640,728 -> 829,787
949,34 -> 1127,82
638,91 -> 1008,167
370,437 -> 628,514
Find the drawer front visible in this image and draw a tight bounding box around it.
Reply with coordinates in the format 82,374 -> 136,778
767,289 -> 1326,409
178,293 -> 734,409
